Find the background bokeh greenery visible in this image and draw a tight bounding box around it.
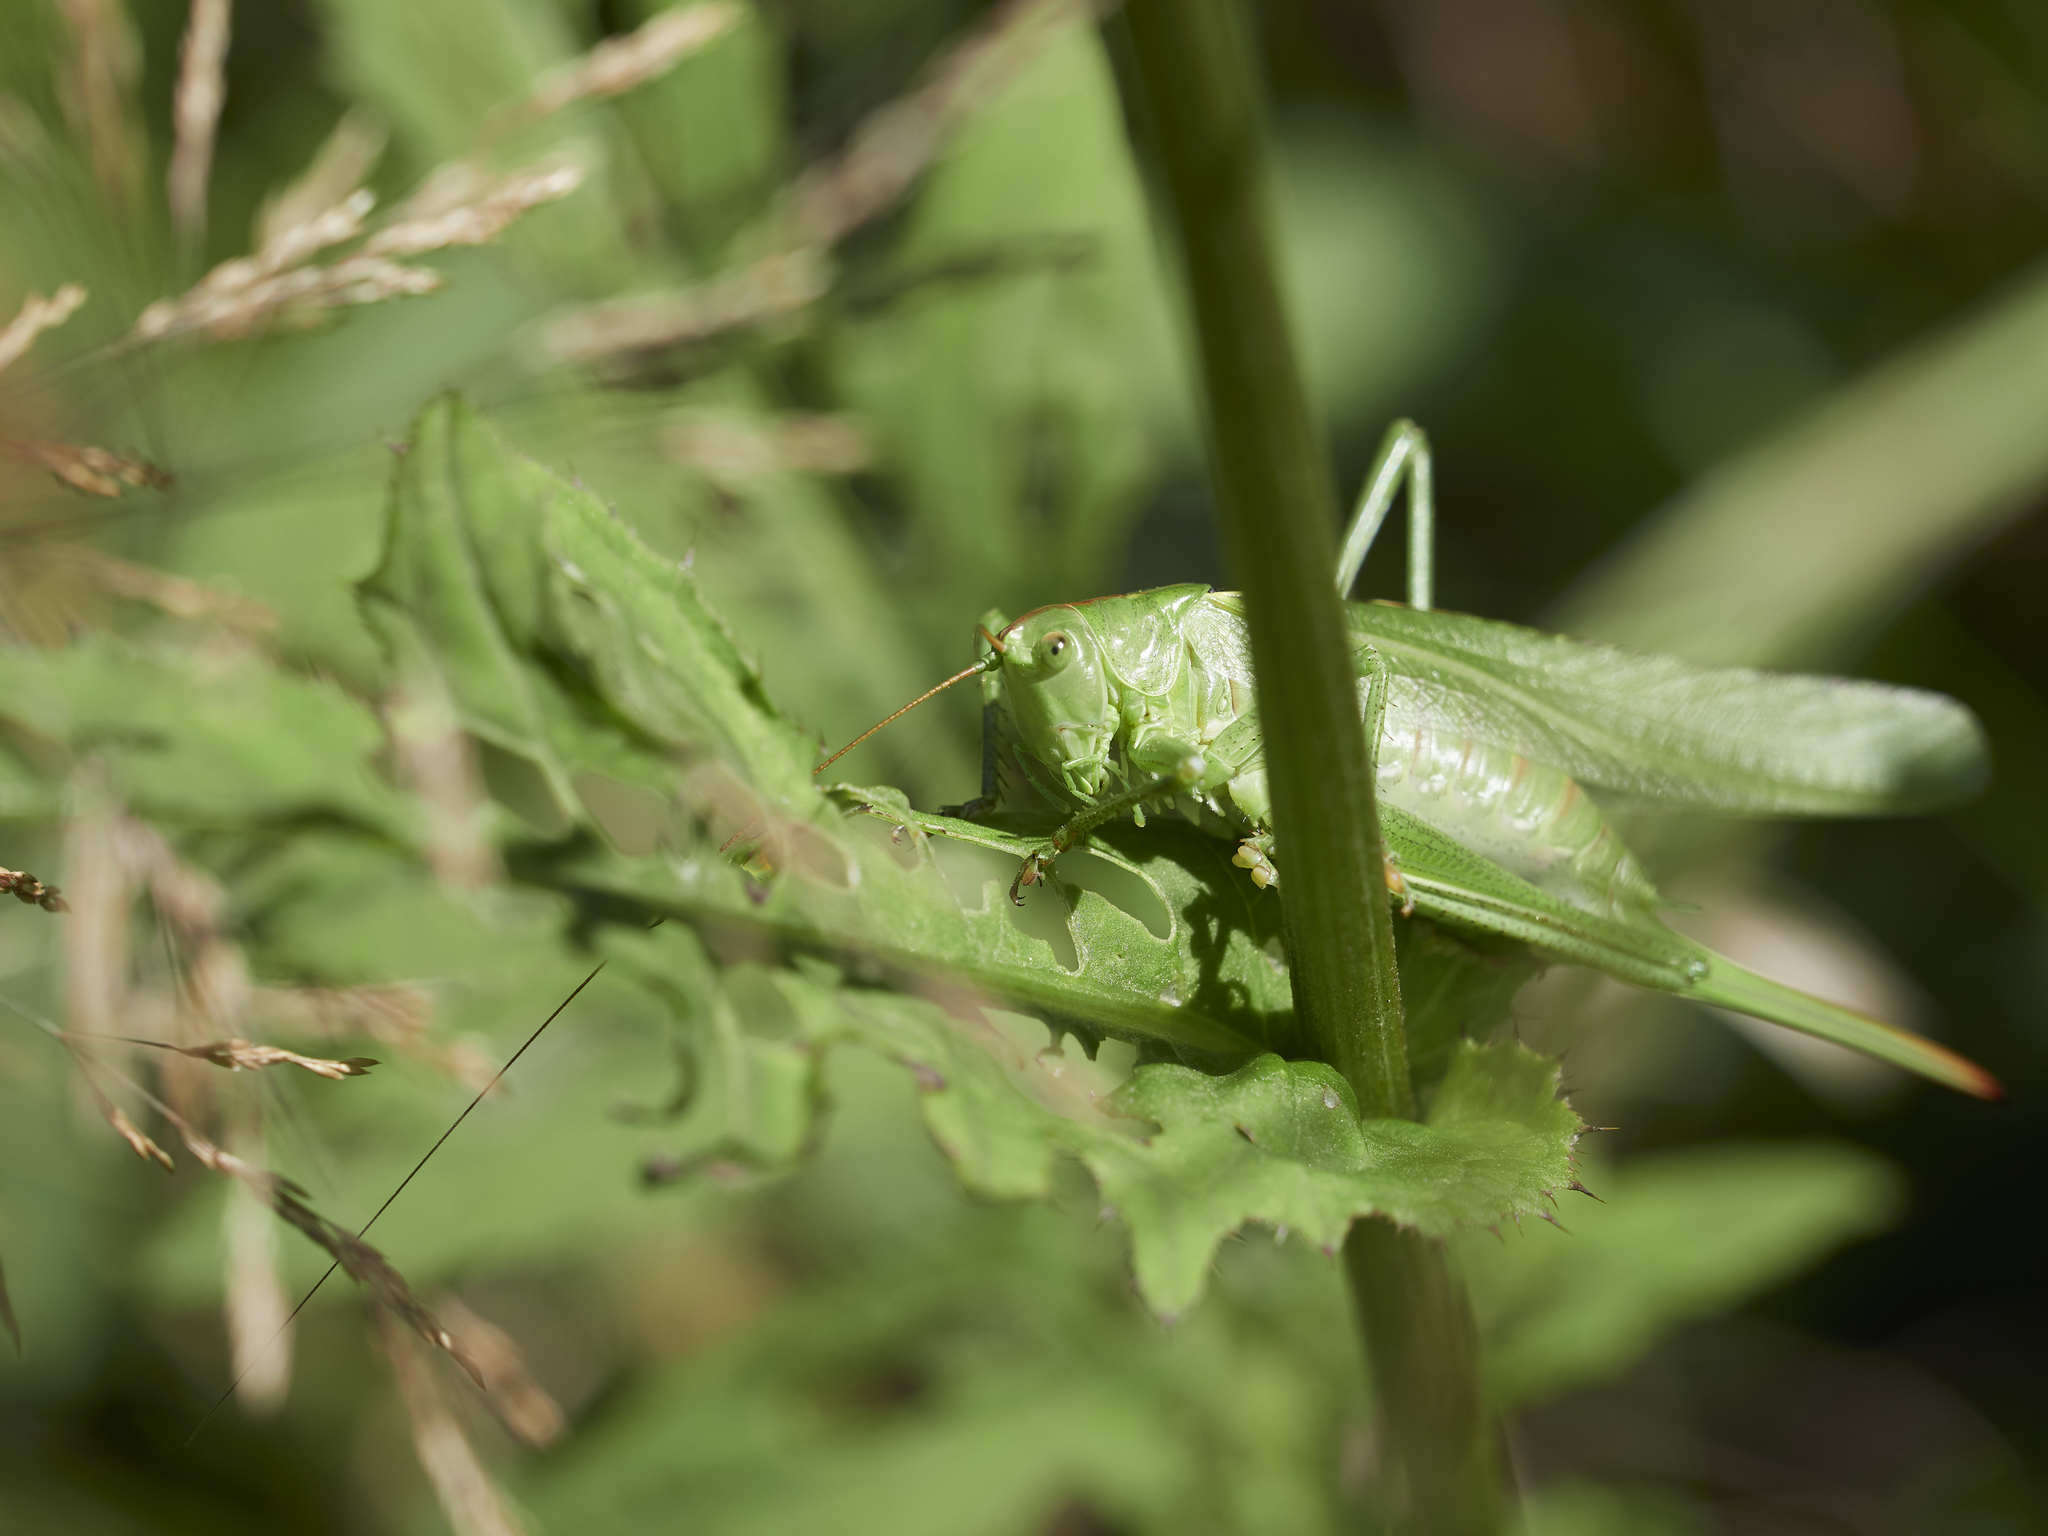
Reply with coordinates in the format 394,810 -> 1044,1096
2,1 -> 2045,1530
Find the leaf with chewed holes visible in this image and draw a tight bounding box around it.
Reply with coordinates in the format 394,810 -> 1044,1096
366,395 -> 1298,1063
600,920 -> 1580,1318
1080,1042 -> 1580,1317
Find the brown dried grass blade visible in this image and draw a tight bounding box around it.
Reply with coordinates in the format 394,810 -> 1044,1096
0,285 -> 87,375
218,965 -> 603,1393
132,143 -> 584,347
223,1125 -> 291,1412
112,1033 -> 378,1078
177,1129 -> 483,1385
255,113 -> 385,254
542,248 -> 828,363
30,970 -> 467,1403
2,439 -> 172,498
168,0 -> 232,249
104,1100 -> 177,1172
55,0 -> 144,210
543,0 -> 1097,369
252,982 -> 487,1089
518,1 -> 740,122
385,675 -> 501,891
434,1296 -> 564,1448
250,188 -> 377,277
132,251 -> 441,344
791,0 -> 1096,246
61,793 -> 130,1044
0,867 -> 68,912
61,546 -> 276,631
380,1310 -> 531,1536
663,411 -> 870,482
368,159 -> 584,260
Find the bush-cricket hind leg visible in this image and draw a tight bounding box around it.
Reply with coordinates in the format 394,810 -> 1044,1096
1335,419 -> 1434,610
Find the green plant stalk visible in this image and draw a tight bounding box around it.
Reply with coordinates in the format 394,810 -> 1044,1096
1116,0 -> 1405,1115
1344,1221 -> 1496,1532
1116,3 -> 1499,1529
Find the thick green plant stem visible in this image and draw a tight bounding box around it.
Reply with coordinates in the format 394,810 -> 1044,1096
1117,0 -> 1406,1115
1117,4 -> 1500,1529
1345,1222 -> 1501,1533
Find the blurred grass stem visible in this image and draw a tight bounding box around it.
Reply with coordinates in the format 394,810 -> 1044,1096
1118,2 -> 1498,1528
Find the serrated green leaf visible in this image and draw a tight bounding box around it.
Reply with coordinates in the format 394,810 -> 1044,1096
541,467 -> 818,803
607,944 -> 1583,1320
362,396 -> 1296,1060
546,805 -> 1294,1061
1081,1042 -> 1579,1316
347,396 -> 1593,1320
358,393 -> 735,823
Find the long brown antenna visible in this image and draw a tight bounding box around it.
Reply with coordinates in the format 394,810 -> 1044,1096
814,656 -> 994,776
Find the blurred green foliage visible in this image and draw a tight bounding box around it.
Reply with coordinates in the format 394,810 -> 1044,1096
2,1 -> 2045,1532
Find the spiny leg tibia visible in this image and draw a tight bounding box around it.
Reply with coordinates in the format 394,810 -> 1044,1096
1010,754 -> 1207,905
